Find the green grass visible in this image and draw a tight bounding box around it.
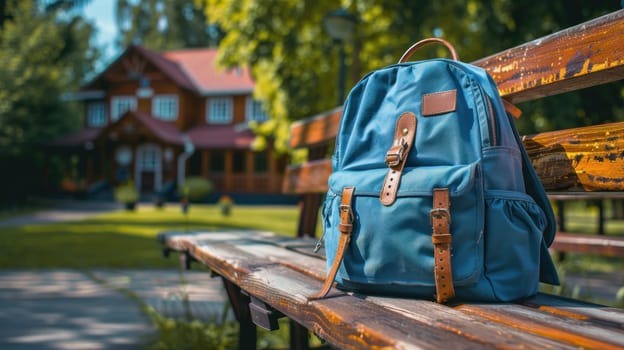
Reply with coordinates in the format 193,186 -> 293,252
556,200 -> 624,236
0,204 -> 300,268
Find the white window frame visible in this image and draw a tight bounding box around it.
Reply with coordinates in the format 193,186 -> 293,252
152,94 -> 178,121
206,97 -> 233,124
134,144 -> 162,192
111,96 -> 137,121
246,97 -> 268,123
87,101 -> 107,127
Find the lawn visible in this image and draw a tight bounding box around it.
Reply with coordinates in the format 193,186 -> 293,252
0,204 -> 302,268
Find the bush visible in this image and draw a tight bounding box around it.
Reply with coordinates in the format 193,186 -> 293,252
114,181 -> 139,205
179,177 -> 213,202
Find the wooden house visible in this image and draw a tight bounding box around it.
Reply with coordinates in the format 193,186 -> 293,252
52,45 -> 285,199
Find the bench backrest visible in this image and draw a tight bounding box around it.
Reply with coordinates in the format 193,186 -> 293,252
283,9 -> 624,238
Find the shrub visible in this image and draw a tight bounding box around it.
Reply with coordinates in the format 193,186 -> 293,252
179,177 -> 213,202
114,181 -> 139,206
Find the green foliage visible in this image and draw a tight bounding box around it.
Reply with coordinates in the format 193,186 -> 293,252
0,0 -> 98,204
205,1 -> 622,153
145,306 -> 238,350
116,0 -> 222,50
114,181 -> 139,204
179,176 -> 214,202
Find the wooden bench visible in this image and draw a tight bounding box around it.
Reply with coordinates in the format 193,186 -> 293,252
160,10 -> 624,349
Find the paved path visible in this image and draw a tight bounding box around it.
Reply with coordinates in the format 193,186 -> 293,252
0,199 -> 121,228
0,269 -> 229,350
0,200 -> 229,350
0,269 -> 153,350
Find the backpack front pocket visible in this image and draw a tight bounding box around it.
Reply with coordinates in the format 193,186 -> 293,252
323,162 -> 484,296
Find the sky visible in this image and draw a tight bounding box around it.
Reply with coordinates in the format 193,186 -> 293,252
82,0 -> 121,71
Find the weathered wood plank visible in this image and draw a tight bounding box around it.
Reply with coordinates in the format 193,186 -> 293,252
473,9 -> 624,103
522,293 -> 624,326
367,296 -> 579,350
162,232 -> 563,349
289,107 -> 342,149
524,121 -> 624,191
282,159 -> 332,194
549,232 -> 624,256
456,303 -> 624,349
161,231 -> 624,349
164,233 -> 492,349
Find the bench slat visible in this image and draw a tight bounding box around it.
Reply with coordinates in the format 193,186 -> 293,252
289,107 -> 342,149
161,231 -> 624,350
282,159 -> 332,194
164,233 -> 494,349
473,9 -> 624,103
522,293 -> 624,325
524,121 -> 624,191
367,296 -> 580,349
456,303 -> 624,349
550,232 -> 624,256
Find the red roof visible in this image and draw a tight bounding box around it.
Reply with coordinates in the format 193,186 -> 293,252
187,125 -> 255,149
134,46 -> 198,92
130,111 -> 184,145
163,48 -> 255,95
49,128 -> 102,147
83,45 -> 254,96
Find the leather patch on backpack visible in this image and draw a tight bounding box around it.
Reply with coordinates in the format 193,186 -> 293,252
422,90 -> 456,116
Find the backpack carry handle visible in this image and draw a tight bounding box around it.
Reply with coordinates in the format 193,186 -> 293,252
398,38 -> 459,63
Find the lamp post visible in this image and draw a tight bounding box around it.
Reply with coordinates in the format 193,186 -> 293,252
323,9 -> 357,106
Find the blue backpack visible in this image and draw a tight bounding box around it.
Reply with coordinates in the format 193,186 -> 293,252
313,38 -> 559,303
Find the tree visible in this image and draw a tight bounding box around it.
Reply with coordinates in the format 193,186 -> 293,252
116,0 -> 222,51
0,0 -> 99,204
204,1 -> 622,153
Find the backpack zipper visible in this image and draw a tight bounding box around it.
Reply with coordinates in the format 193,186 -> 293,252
486,96 -> 497,146
476,83 -> 497,147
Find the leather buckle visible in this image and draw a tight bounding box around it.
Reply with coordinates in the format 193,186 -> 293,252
339,204 -> 354,235
429,208 -> 451,225
339,204 -> 354,223
385,139 -> 408,167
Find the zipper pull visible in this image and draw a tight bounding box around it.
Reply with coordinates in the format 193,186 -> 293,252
313,231 -> 326,253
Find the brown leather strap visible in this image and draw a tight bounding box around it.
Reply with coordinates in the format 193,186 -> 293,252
399,38 -> 459,63
309,187 -> 355,300
502,99 -> 522,119
380,112 -> 417,206
431,188 -> 454,303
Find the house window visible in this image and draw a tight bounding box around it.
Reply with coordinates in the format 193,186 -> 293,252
210,152 -> 225,173
254,152 -> 268,173
207,97 -> 233,124
246,98 -> 268,123
152,95 -> 178,121
139,146 -> 159,171
233,151 -> 246,173
87,102 -> 107,127
111,96 -> 137,121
